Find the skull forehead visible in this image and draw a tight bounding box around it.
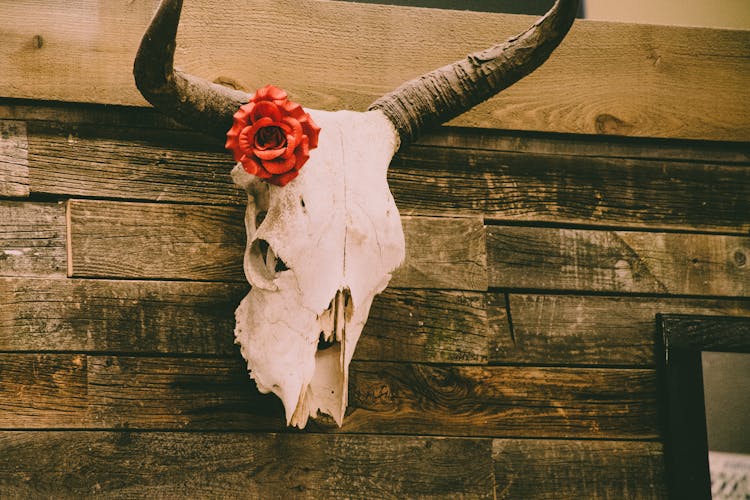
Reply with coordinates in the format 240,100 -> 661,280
239,109 -> 402,313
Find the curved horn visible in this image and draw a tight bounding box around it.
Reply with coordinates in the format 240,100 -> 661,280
369,0 -> 579,144
133,0 -> 250,140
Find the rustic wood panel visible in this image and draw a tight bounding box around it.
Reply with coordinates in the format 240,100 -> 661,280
14,118 -> 750,232
0,201 -> 66,277
491,294 -> 750,366
487,226 -> 750,296
1,1 -> 748,140
0,431 -> 494,499
0,120 -> 28,197
0,278 -> 491,363
493,439 -> 666,499
0,354 -> 657,438
392,146 -> 750,233
68,200 -> 488,290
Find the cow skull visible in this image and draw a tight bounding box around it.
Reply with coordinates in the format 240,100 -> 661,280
134,0 -> 578,427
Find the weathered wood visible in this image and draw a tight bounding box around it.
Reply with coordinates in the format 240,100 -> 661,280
0,278 -> 491,363
0,431 -> 494,499
0,354 -> 657,438
659,313 -> 750,353
0,201 -> 66,277
68,200 -> 488,290
1,1 -> 748,141
392,146 -> 750,233
493,439 -> 667,499
491,294 -> 750,366
0,353 -> 88,428
487,226 -> 750,296
0,121 -> 29,197
25,122 -> 242,206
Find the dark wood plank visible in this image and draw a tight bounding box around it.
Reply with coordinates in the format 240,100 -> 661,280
493,439 -> 667,499
25,122 -> 243,206
491,294 -> 750,366
0,431 -> 494,499
487,226 -> 750,296
392,146 -> 750,233
0,201 -> 66,277
68,200 -> 488,290
0,355 -> 657,438
0,120 -> 29,197
0,353 -> 88,428
2,1 -> 749,141
0,278 -> 491,363
659,314 -> 750,353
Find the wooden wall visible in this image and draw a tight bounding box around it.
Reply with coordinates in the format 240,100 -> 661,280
1,1 -> 749,498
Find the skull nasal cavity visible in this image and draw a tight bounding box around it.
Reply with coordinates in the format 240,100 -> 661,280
249,238 -> 289,282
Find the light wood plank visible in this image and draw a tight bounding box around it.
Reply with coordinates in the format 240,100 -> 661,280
493,439 -> 666,499
0,278 -> 491,364
392,146 -> 750,233
492,294 -> 750,366
0,121 -> 29,197
0,201 -> 66,277
0,354 -> 657,438
0,431 -> 494,499
487,226 -> 750,296
68,200 -> 488,290
0,1 -> 748,140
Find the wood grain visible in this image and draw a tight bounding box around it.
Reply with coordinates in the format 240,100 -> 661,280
487,226 -> 750,296
1,1 -> 748,140
392,146 -> 750,233
0,201 -> 66,277
0,354 -> 657,438
493,439 -> 666,499
0,431 -> 494,499
491,294 -> 750,366
67,200 -> 488,290
0,278 -> 492,364
0,121 -> 28,197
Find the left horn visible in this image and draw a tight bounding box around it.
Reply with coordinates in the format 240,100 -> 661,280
133,0 -> 250,140
369,0 -> 580,145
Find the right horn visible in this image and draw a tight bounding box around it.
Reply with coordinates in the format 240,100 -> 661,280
369,0 -> 580,145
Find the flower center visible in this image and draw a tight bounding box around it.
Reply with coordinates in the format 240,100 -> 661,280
255,126 -> 286,150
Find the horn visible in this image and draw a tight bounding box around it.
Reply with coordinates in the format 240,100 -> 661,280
369,0 -> 580,144
133,0 -> 250,140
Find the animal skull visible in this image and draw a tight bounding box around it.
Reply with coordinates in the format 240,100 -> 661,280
134,0 -> 578,427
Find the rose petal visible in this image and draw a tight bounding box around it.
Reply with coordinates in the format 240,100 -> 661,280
240,156 -> 272,179
271,169 -> 299,187
251,101 -> 282,123
281,134 -> 297,159
293,136 -> 310,171
301,114 -> 321,149
282,116 -> 304,145
254,146 -> 286,160
262,154 -> 297,175
281,100 -> 306,119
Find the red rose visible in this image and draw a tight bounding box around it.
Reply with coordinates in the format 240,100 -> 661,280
225,85 -> 321,186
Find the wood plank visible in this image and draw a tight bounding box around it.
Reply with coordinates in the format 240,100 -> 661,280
0,432 -> 494,498
0,353 -> 88,428
491,294 -> 750,366
0,201 -> 66,277
392,146 -> 750,233
68,199 -> 488,290
493,439 -> 666,499
1,1 -> 748,141
487,226 -> 750,296
0,121 -> 28,197
0,278 -> 491,364
0,355 -> 657,438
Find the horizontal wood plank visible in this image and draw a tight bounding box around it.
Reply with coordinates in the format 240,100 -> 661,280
0,278 -> 491,364
0,431 -> 494,498
0,121 -> 28,197
493,439 -> 666,499
0,354 -> 657,438
487,226 -> 750,296
1,1 -> 748,141
491,294 -> 750,366
392,146 -> 750,233
67,200 -> 488,290
0,201 -> 66,277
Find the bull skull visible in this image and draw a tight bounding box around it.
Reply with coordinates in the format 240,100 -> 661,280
134,0 -> 578,427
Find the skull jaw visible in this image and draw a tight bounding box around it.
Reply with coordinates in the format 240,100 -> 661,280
233,109 -> 405,428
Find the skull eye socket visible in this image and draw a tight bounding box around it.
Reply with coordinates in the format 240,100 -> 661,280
247,238 -> 289,288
